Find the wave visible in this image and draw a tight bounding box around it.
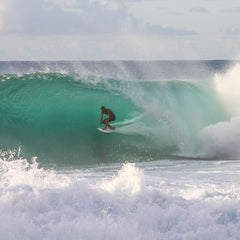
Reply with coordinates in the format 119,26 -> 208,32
0,70 -> 233,164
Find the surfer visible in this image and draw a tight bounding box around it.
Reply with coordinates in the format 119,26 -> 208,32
100,106 -> 115,130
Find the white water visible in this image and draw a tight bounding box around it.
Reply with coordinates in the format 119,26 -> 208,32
1,152 -> 240,240
214,64 -> 240,116
199,64 -> 240,159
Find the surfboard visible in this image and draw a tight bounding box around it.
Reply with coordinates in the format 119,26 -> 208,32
97,128 -> 115,133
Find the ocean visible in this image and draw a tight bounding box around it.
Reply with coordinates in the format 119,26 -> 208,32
0,60 -> 240,239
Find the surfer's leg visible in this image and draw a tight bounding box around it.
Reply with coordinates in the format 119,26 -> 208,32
108,123 -> 115,130
102,118 -> 108,130
103,118 -> 115,130
108,125 -> 114,130
108,117 -> 115,130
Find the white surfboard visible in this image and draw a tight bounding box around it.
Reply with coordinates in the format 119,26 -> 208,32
97,128 -> 115,133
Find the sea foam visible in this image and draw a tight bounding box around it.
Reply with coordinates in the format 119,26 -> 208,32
1,155 -> 240,240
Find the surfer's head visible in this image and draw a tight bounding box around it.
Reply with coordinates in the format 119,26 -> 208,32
101,106 -> 106,112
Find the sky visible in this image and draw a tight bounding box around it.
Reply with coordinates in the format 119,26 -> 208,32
0,0 -> 239,60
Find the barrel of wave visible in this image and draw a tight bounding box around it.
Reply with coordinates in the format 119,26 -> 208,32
0,73 -> 141,165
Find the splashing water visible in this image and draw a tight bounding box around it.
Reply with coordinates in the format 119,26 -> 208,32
199,64 -> 240,159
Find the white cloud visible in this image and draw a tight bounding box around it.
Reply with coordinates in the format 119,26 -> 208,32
0,0 -> 130,34
0,0 -> 239,60
221,27 -> 240,36
0,0 -> 196,36
190,6 -> 209,13
223,7 -> 240,13
145,24 -> 196,36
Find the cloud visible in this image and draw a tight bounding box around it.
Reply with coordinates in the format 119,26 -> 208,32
168,11 -> 184,16
145,24 -> 196,36
0,0 -> 195,37
221,27 -> 240,36
223,7 -> 240,13
190,6 -> 209,13
0,0 -> 131,34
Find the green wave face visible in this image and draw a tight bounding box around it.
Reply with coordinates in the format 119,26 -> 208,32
0,73 -> 227,165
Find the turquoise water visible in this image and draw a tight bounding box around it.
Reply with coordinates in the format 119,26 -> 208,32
0,71 -> 228,165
